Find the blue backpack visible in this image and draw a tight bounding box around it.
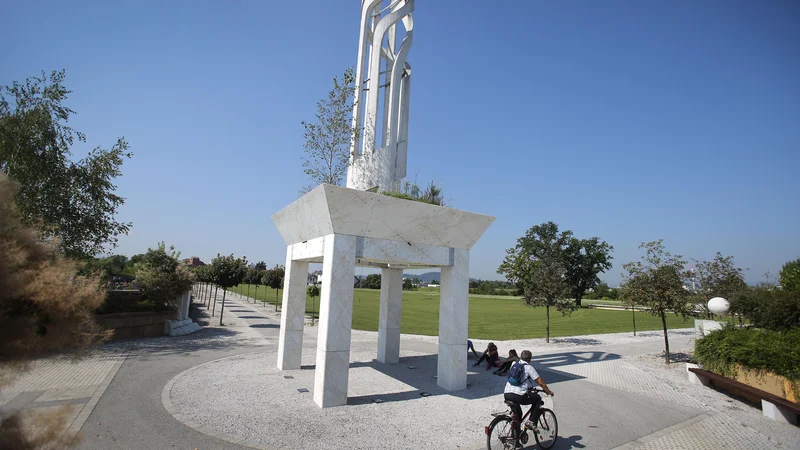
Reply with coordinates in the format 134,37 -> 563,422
507,362 -> 528,386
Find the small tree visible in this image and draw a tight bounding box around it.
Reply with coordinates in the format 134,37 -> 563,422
262,266 -> 285,312
300,68 -> 358,192
307,284 -> 321,324
210,254 -> 247,326
135,242 -> 194,311
620,240 -> 692,363
363,273 -> 382,289
402,278 -> 413,290
498,221 -> 576,343
692,253 -> 747,324
564,237 -> 613,307
779,258 -> 800,294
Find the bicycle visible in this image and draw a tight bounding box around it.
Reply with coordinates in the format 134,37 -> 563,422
485,388 -> 558,450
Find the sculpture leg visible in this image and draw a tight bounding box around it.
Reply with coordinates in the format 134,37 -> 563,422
277,249 -> 309,370
378,268 -> 403,363
437,249 -> 469,391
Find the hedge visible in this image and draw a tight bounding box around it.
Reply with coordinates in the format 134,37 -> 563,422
695,326 -> 800,385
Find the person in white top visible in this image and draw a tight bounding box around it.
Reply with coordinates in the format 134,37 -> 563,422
503,350 -> 554,435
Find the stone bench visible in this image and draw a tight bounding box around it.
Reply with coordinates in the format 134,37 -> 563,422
688,367 -> 799,425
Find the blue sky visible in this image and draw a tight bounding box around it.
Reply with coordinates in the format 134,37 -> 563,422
2,0 -> 798,285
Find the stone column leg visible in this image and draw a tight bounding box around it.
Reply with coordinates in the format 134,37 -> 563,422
378,268 -> 403,363
314,234 -> 357,408
438,248 -> 469,391
277,247 -> 309,371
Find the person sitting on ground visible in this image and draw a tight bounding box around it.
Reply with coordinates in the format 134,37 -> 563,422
493,349 -> 519,375
503,350 -> 554,438
467,339 -> 479,358
473,342 -> 499,370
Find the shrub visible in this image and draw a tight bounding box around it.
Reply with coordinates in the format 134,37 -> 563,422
738,285 -> 800,332
695,326 -> 800,388
134,242 -> 194,311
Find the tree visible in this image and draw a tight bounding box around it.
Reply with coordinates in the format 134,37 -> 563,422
254,261 -> 267,271
363,273 -> 382,289
402,278 -> 413,290
1,172 -> 109,448
210,254 -> 248,326
307,284 -> 321,324
135,242 -> 195,311
300,68 -> 358,192
780,258 -> 800,294
0,70 -> 132,258
564,237 -> 613,307
620,240 -> 692,363
498,221 -> 576,343
692,253 -> 747,323
262,266 -> 285,312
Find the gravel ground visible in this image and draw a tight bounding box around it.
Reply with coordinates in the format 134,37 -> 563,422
169,349 -> 532,450
626,348 -> 800,449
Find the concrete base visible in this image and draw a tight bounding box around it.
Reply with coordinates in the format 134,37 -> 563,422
686,363 -> 709,386
761,399 -> 798,425
165,318 -> 201,336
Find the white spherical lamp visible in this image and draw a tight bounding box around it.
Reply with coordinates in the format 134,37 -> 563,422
708,297 -> 730,315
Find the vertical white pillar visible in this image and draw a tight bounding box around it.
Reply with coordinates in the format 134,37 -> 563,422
314,234 -> 357,408
378,268 -> 403,363
277,247 -> 309,371
437,248 -> 470,391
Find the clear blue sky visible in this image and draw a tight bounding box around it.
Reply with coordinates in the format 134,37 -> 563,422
2,0 -> 798,285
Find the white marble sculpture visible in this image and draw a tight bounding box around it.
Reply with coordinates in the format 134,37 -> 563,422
347,0 -> 413,193
272,0 -> 495,408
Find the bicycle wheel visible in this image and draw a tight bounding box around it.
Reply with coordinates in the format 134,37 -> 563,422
486,415 -> 518,450
533,408 -> 558,449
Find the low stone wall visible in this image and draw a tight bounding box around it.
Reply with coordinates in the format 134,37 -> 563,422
95,310 -> 178,340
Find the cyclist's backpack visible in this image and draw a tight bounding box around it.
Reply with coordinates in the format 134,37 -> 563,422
507,362 -> 527,386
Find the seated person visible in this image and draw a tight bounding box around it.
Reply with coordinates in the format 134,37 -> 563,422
467,339 -> 479,358
493,349 -> 519,375
473,342 -> 499,370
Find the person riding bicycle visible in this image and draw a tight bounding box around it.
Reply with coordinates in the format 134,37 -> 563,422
503,350 -> 554,436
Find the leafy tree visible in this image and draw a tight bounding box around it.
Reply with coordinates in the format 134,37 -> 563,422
262,266 -> 285,312
402,278 -> 413,290
300,68 -> 358,192
780,258 -> 800,294
193,265 -> 212,306
254,261 -> 267,271
244,266 -> 262,301
0,70 -> 132,258
1,172 -> 109,448
692,253 -> 747,323
564,237 -> 613,307
362,273 -> 382,289
620,240 -> 692,363
210,254 -> 247,325
498,221 -> 576,343
135,242 -> 194,312
307,284 -> 321,324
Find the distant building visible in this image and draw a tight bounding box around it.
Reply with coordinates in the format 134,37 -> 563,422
184,257 -> 206,267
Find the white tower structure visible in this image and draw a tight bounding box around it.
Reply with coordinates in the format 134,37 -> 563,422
347,0 -> 414,193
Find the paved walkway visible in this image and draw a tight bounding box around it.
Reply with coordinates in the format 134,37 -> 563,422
1,288 -> 796,449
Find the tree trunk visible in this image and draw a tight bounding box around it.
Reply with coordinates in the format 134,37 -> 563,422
219,289 -> 227,326
212,286 -> 219,316
632,306 -> 637,337
660,309 -> 670,364
275,288 -> 280,312
255,285 -> 259,305
313,295 -> 316,325
546,303 -> 551,343
247,283 -> 251,302
575,295 -> 582,308
738,313 -> 743,327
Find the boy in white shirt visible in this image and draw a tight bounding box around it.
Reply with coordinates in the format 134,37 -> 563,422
503,350 -> 554,435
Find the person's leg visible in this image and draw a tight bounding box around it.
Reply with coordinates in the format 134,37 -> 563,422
495,360 -> 512,374
468,340 -> 479,357
486,353 -> 499,370
473,352 -> 487,366
528,392 -> 543,423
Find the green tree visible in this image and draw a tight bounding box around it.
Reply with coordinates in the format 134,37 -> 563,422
780,258 -> 800,294
210,254 -> 247,326
300,68 -> 358,193
620,240 -> 692,363
402,277 -> 413,290
692,253 -> 748,323
564,237 -> 613,307
0,70 -> 132,258
307,284 -> 321,324
254,261 -> 267,271
135,242 -> 194,311
262,266 -> 285,312
363,273 -> 382,289
498,221 -> 576,343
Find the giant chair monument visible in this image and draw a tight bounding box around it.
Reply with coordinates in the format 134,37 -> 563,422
271,0 -> 495,408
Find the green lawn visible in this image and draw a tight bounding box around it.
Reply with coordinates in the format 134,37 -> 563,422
227,285 -> 691,340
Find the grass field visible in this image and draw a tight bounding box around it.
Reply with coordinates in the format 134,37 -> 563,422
224,284 -> 691,340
